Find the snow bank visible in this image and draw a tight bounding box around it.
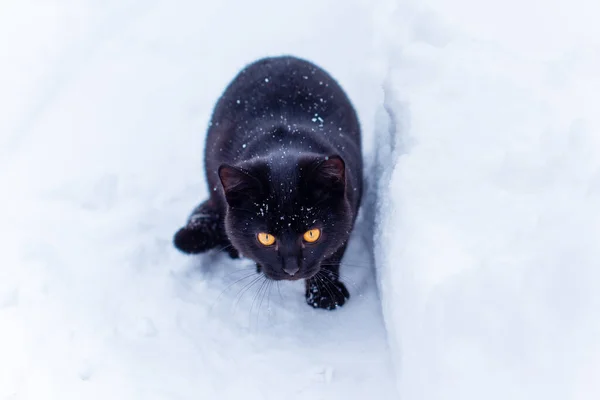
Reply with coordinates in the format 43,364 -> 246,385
373,1 -> 600,399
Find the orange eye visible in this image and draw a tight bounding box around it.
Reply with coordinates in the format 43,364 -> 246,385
303,228 -> 321,243
257,232 -> 276,246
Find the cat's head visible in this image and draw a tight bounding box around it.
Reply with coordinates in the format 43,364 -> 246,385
218,154 -> 352,281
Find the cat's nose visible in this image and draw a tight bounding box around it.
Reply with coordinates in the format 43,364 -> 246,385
283,266 -> 300,276
283,257 -> 300,276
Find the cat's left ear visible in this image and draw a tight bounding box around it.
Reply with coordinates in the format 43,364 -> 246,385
307,155 -> 346,197
315,155 -> 345,188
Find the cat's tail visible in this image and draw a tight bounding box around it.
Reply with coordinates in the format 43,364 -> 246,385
173,200 -> 239,258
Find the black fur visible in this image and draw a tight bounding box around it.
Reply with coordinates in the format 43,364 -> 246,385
174,56 -> 362,310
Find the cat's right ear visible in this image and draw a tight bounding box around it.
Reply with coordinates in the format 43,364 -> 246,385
218,164 -> 262,207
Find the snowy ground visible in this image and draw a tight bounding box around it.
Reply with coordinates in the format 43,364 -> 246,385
0,1 -> 395,399
3,0 -> 600,399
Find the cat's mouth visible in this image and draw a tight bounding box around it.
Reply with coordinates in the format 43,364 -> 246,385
263,266 -> 321,281
279,274 -> 305,281
263,272 -> 305,281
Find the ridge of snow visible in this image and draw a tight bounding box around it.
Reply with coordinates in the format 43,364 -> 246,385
373,1 -> 600,399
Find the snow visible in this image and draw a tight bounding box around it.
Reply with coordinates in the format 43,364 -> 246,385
3,0 -> 599,399
373,0 -> 600,399
0,0 -> 394,399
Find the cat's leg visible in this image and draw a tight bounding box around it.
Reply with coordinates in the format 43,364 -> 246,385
305,244 -> 350,310
173,199 -> 239,258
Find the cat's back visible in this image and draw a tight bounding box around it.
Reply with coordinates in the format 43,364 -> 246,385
213,56 -> 358,127
206,56 -> 360,152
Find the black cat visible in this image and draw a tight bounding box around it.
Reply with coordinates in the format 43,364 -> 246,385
173,56 -> 362,310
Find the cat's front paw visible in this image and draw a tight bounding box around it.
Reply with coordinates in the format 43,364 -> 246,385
225,245 -> 240,259
305,278 -> 350,310
174,226 -> 215,254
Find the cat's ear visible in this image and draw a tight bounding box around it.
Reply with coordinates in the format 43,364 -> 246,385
307,155 -> 346,198
218,164 -> 262,207
316,155 -> 345,186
